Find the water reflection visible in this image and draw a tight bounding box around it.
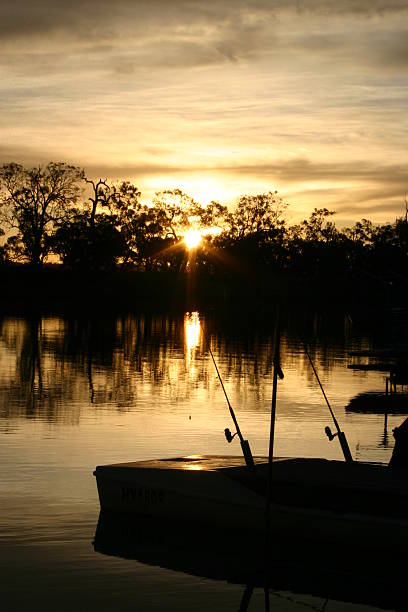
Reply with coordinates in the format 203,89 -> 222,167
0,316 -> 80,423
94,511 -> 407,611
184,311 -> 200,355
0,309 -> 405,463
1,313 -> 203,418
1,308 -> 407,611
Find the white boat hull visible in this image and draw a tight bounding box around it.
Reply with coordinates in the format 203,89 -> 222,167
94,454 -> 408,552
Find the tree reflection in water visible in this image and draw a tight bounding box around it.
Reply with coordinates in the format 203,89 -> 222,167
0,308 -> 402,454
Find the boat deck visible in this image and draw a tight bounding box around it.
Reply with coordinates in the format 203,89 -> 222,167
97,454 -> 275,472
96,454 -> 401,486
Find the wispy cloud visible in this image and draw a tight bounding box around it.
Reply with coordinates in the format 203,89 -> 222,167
225,159 -> 408,185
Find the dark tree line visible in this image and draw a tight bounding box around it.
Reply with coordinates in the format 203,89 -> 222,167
0,161 -> 407,287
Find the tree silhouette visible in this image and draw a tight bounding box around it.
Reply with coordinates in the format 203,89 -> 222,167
106,181 -> 150,268
86,178 -> 113,228
221,192 -> 288,272
0,227 -> 7,264
0,162 -> 84,266
1,159 -> 408,305
53,213 -> 126,271
228,192 -> 287,239
286,208 -> 345,279
151,189 -> 199,241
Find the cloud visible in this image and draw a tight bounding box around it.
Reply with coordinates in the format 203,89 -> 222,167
220,158 -> 408,187
82,157 -> 408,222
0,145 -> 56,166
1,1 -> 407,71
1,1 -> 406,225
335,195 -> 407,217
23,155 -> 405,191
0,0 -> 405,121
1,144 -> 406,222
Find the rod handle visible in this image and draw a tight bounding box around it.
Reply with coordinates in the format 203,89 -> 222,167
338,431 -> 353,463
241,439 -> 255,471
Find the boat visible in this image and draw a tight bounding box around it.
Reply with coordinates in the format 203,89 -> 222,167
94,453 -> 408,549
94,321 -> 408,552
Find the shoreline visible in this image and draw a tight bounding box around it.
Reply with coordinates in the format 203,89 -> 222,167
0,264 -> 404,316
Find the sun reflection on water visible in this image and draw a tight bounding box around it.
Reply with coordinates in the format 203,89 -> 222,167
184,312 -> 200,357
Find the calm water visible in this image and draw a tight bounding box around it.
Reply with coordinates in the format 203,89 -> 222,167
0,308 -> 406,611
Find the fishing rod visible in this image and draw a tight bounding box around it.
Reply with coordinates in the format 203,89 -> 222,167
302,342 -> 353,463
268,311 -> 284,469
205,333 -> 255,471
265,309 -> 284,537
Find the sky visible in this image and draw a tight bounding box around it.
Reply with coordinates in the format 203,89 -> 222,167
1,0 -> 407,226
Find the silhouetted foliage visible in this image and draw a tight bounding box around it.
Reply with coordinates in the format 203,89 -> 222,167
217,192 -> 288,272
53,214 -> 126,271
151,189 -> 198,241
287,208 -> 346,277
0,162 -> 84,266
1,160 -> 408,301
229,192 -> 287,239
86,178 -> 113,228
0,227 -> 7,265
107,182 -> 162,269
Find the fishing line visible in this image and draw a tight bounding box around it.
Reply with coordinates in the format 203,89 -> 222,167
302,340 -> 353,463
203,328 -> 255,470
303,342 -> 340,430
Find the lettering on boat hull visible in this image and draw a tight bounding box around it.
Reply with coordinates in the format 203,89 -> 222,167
121,485 -> 165,505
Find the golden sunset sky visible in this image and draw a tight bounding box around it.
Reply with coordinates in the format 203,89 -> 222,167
1,0 -> 407,225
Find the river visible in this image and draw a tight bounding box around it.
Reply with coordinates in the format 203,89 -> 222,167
0,308 -> 405,611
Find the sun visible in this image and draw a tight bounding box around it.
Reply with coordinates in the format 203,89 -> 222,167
184,229 -> 202,250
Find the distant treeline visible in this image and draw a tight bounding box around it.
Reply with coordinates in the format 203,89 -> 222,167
0,162 -> 407,295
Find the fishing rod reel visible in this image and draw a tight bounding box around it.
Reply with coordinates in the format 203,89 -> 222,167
224,428 -> 255,470
325,426 -> 353,463
224,428 -> 237,443
204,334 -> 256,470
301,337 -> 354,464
325,425 -> 337,441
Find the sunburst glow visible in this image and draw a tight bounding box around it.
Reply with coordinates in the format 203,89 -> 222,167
184,229 -> 202,250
